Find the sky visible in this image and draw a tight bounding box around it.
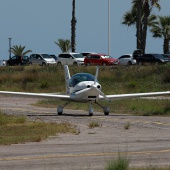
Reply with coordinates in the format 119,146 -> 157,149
0,0 -> 169,61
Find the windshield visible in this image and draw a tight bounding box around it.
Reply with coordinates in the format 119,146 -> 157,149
41,54 -> 53,58
69,73 -> 95,87
72,53 -> 84,58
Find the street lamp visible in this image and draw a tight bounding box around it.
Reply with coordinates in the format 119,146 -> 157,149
108,0 -> 110,56
8,38 -> 12,59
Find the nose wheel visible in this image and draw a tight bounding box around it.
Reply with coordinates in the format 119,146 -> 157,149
89,102 -> 93,116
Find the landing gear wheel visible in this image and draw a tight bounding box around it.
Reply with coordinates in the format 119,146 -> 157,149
89,102 -> 93,116
103,106 -> 110,115
89,112 -> 93,116
57,106 -> 63,115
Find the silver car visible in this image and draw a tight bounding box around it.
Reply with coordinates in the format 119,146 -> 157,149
29,54 -> 56,66
57,53 -> 84,66
118,54 -> 136,65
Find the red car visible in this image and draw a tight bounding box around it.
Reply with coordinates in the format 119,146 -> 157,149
84,53 -> 119,66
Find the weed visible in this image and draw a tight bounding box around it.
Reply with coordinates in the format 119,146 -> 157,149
105,155 -> 130,170
124,122 -> 130,130
88,121 -> 102,129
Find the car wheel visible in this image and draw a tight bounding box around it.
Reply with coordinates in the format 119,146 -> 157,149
73,62 -> 78,66
42,62 -> 46,66
57,62 -> 62,66
86,62 -> 90,66
102,63 -> 106,66
138,62 -> 143,65
128,61 -> 132,65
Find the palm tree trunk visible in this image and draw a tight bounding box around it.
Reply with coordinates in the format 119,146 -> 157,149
71,0 -> 77,52
136,0 -> 143,50
164,38 -> 169,54
141,1 -> 150,54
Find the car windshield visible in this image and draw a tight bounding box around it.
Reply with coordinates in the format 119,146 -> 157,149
153,54 -> 167,59
41,54 -> 53,58
101,55 -> 112,59
72,53 -> 84,58
69,73 -> 95,87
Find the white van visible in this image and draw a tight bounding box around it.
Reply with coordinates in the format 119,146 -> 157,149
29,54 -> 56,66
57,53 -> 84,66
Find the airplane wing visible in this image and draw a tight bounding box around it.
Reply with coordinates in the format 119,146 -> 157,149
100,91 -> 170,100
0,91 -> 70,100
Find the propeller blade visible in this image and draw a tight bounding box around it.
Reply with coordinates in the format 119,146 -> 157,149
74,87 -> 91,95
95,88 -> 110,102
94,66 -> 99,84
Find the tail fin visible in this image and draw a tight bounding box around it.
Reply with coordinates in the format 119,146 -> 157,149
94,66 -> 99,84
64,65 -> 70,94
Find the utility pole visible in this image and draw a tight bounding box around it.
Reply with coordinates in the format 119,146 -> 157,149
108,0 -> 110,55
8,38 -> 12,59
71,0 -> 77,52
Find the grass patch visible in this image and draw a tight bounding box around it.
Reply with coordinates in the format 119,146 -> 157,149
34,98 -> 170,116
0,65 -> 169,116
105,155 -> 130,170
0,112 -> 77,145
88,121 -> 102,129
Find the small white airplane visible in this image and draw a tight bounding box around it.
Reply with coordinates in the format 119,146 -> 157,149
0,65 -> 170,116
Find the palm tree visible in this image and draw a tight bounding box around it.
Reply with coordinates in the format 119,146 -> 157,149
141,0 -> 160,53
55,39 -> 71,53
122,0 -> 160,53
150,15 -> 170,53
10,45 -> 32,57
71,0 -> 77,52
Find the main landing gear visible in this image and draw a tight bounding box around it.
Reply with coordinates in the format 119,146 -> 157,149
57,101 -> 110,116
57,101 -> 70,115
89,101 -> 110,116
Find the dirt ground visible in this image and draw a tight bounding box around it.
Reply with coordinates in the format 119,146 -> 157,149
0,96 -> 170,170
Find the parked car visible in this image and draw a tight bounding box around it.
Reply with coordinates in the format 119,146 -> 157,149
6,56 -> 29,66
29,54 -> 56,66
164,51 -> 170,59
81,52 -> 95,57
118,54 -> 136,65
133,49 -> 143,59
84,53 -> 119,66
57,53 -> 84,65
136,53 -> 170,65
49,54 -> 58,61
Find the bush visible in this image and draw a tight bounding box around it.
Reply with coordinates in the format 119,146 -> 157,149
105,155 -> 130,170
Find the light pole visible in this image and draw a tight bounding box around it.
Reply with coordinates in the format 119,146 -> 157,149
8,38 -> 12,59
108,0 -> 110,55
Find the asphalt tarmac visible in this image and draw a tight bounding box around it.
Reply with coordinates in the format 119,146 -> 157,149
0,96 -> 170,170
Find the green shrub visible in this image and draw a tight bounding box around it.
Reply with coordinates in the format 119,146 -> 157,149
105,155 -> 130,170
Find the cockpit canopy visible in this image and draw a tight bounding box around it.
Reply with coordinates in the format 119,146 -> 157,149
69,73 -> 96,87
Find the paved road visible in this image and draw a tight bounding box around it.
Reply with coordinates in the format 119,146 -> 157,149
0,96 -> 170,170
